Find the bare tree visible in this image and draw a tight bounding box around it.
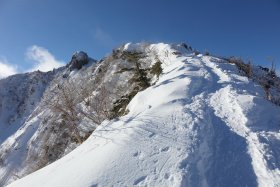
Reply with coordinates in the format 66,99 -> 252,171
44,79 -> 83,143
247,59 -> 253,78
268,57 -> 276,73
82,85 -> 112,124
43,77 -> 112,144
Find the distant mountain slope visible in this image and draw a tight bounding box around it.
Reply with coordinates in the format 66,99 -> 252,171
6,43 -> 280,187
0,70 -> 55,143
0,52 -> 99,185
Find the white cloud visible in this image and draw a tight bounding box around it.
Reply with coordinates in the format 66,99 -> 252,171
26,45 -> 64,72
0,58 -> 18,79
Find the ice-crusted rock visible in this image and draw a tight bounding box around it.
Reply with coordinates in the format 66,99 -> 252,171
68,51 -> 96,70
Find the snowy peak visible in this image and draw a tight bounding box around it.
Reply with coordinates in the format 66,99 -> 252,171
125,42 -> 191,52
67,51 -> 96,71
5,43 -> 280,187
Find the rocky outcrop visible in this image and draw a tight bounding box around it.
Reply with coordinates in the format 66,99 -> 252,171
68,51 -> 92,70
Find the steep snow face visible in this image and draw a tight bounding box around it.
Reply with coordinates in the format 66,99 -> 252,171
8,44 -> 280,187
0,70 -> 61,185
0,71 -> 55,144
0,70 -> 58,185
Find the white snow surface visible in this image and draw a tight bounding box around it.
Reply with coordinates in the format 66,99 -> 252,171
8,44 -> 280,187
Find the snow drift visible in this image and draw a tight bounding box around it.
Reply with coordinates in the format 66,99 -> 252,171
2,43 -> 280,187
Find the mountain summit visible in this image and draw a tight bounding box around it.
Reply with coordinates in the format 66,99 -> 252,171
1,43 -> 280,187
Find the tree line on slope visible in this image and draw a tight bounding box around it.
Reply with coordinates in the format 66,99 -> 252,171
43,47 -> 163,144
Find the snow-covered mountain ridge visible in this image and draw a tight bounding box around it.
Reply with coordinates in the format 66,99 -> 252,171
1,43 -> 280,187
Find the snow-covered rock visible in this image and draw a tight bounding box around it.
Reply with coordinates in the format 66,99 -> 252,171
68,51 -> 96,70
2,43 -> 280,187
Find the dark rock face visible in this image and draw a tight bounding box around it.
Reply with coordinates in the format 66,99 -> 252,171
68,51 -> 89,70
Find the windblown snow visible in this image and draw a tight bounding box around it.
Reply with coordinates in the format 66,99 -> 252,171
4,43 -> 280,187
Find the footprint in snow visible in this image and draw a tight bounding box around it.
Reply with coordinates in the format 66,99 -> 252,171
148,132 -> 155,138
133,151 -> 145,160
133,151 -> 140,157
161,146 -> 170,152
133,176 -> 147,185
164,173 -> 170,179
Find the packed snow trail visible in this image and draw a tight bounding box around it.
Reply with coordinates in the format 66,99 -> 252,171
8,44 -> 280,187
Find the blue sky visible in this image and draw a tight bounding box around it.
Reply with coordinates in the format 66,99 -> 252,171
0,0 -> 280,77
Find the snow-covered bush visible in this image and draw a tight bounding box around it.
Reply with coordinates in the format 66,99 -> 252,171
110,93 -> 133,119
229,57 -> 253,78
227,57 -> 280,105
121,51 -> 145,62
150,60 -> 163,78
110,51 -> 152,118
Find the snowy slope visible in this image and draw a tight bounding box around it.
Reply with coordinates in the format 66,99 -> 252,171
8,44 -> 280,187
1,45 -> 161,186
0,54 -> 98,185
0,70 -> 55,144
